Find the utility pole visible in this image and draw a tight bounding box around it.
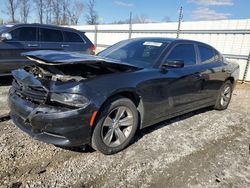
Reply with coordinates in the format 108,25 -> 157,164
94,25 -> 98,47
177,6 -> 183,38
129,12 -> 132,39
242,51 -> 250,83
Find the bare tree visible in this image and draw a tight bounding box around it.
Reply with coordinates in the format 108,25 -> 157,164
52,0 -> 61,25
61,0 -> 69,25
132,14 -> 150,23
110,14 -> 157,24
0,19 -> 4,25
67,0 -> 84,25
111,20 -> 130,24
162,16 -> 171,22
6,0 -> 18,22
45,0 -> 53,24
20,0 -> 30,23
35,0 -> 45,24
85,0 -> 98,25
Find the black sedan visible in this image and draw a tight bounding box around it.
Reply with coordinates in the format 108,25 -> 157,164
8,38 -> 239,154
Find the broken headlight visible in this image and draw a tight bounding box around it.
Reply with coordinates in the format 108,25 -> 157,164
50,93 -> 90,108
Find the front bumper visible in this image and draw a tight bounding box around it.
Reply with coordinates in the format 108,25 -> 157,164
8,89 -> 95,147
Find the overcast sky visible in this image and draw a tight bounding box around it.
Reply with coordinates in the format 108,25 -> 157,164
0,0 -> 249,24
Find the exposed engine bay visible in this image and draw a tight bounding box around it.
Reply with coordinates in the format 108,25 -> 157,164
21,50 -> 140,82
25,62 -> 136,82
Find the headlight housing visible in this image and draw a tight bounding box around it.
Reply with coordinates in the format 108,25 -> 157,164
50,93 -> 90,108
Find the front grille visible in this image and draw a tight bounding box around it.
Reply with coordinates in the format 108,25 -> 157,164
13,79 -> 48,104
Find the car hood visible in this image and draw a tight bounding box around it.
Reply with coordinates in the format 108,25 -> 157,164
22,50 -> 140,68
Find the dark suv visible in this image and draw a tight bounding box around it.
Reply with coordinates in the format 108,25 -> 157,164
0,23 -> 95,76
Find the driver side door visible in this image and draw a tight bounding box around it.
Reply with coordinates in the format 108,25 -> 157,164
163,43 -> 205,114
141,43 -> 208,127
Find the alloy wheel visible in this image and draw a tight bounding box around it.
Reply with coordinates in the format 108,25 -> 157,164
101,106 -> 134,147
220,85 -> 231,106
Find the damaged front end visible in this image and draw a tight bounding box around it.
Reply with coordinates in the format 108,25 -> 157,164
9,67 -> 94,146
9,50 -> 139,147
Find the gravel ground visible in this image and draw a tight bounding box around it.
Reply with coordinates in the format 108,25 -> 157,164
0,81 -> 249,188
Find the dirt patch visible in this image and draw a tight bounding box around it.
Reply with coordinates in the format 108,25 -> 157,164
0,83 -> 250,187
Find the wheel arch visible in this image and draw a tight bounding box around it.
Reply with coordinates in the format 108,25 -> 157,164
225,76 -> 235,84
91,89 -> 145,134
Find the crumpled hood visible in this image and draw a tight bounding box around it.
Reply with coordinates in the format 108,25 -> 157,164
22,50 -> 139,68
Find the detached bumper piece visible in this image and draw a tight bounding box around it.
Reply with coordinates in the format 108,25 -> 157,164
9,89 -> 93,147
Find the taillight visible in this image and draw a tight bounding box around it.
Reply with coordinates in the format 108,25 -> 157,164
90,44 -> 96,55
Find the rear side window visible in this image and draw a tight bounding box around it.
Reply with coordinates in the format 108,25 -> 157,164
10,27 -> 37,41
40,28 -> 63,42
167,44 -> 196,66
63,31 -> 83,43
198,45 -> 216,64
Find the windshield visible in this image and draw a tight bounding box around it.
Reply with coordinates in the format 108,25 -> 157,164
98,39 -> 169,68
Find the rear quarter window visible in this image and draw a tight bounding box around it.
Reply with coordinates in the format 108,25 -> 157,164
198,45 -> 216,64
63,31 -> 84,43
214,50 -> 222,62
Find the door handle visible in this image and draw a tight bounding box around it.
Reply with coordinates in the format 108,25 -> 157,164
28,44 -> 38,47
61,44 -> 69,47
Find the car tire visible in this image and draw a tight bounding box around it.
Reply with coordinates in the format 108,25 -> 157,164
214,81 -> 233,110
91,96 -> 139,155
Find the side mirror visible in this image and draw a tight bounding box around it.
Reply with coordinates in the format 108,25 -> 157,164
162,60 -> 184,69
0,33 -> 12,41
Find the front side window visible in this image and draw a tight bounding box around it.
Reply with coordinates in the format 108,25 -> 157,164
198,45 -> 216,64
40,28 -> 63,42
10,27 -> 37,41
63,31 -> 83,43
167,44 -> 196,66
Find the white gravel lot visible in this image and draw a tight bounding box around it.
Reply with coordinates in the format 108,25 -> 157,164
0,81 -> 249,188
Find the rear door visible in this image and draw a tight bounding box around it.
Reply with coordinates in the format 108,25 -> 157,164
62,31 -> 87,52
0,26 -> 39,74
197,44 -> 228,100
39,27 -> 64,51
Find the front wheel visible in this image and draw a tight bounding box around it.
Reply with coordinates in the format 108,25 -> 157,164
91,97 -> 139,155
214,81 -> 233,110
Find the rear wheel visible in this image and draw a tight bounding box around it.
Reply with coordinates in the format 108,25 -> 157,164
91,97 -> 138,155
214,81 -> 233,110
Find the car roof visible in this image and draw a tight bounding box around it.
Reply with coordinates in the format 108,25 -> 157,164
128,37 -> 202,43
3,23 -> 81,33
128,37 -> 176,43
126,37 -> 216,49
